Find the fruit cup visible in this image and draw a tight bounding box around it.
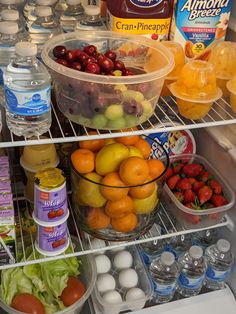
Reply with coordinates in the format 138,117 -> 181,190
226,73 -> 236,113
161,41 -> 186,97
70,136 -> 169,241
169,60 -> 222,120
208,41 -> 236,97
42,31 -> 174,130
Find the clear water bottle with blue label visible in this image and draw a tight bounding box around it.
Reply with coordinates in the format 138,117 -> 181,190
193,229 -> 218,251
205,239 -> 234,290
166,234 -> 192,259
3,41 -> 51,137
1,9 -> 28,39
149,252 -> 179,304
177,246 -> 207,297
60,0 -> 84,32
0,0 -> 18,16
76,5 -> 106,31
26,0 -> 58,26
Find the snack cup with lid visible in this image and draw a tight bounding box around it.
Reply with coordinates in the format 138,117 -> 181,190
208,41 -> 236,97
42,31 -> 174,130
169,60 -> 222,120
226,73 -> 236,113
161,41 -> 186,97
70,136 -> 169,241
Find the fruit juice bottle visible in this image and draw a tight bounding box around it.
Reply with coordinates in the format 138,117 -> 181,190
106,0 -> 174,41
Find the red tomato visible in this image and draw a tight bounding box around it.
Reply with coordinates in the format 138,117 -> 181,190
60,277 -> 86,307
11,293 -> 45,314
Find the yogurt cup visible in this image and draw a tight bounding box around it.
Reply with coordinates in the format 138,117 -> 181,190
33,212 -> 69,256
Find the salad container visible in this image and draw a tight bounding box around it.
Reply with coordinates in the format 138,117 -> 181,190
163,154 -> 235,229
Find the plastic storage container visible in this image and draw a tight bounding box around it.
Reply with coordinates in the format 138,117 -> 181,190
163,154 -> 235,229
226,73 -> 236,113
91,245 -> 153,314
41,30 -> 174,130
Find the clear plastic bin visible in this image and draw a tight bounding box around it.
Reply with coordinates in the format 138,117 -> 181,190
162,154 -> 235,229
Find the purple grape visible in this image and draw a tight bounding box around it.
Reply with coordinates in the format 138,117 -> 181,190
123,100 -> 144,117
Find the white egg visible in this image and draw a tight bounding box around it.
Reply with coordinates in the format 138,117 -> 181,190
125,288 -> 146,310
110,241 -> 127,253
118,268 -> 138,289
95,255 -> 111,274
113,250 -> 133,270
91,238 -> 106,254
102,290 -> 123,304
96,274 -> 116,293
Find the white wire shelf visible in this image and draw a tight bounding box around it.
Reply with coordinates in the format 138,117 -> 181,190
1,97 -> 236,148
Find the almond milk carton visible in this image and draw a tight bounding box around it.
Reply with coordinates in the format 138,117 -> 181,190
170,0 -> 233,60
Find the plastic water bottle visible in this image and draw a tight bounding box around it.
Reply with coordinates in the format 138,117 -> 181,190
205,239 -> 234,290
26,0 -> 58,26
0,0 -> 18,15
27,6 -> 61,57
76,5 -> 106,31
0,21 -> 20,104
177,246 -> 207,297
149,252 -> 180,304
193,229 -> 218,251
1,9 -> 28,39
60,0 -> 84,32
167,234 -> 192,259
3,41 -> 51,137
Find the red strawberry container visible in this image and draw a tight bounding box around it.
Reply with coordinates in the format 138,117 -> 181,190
163,154 -> 235,229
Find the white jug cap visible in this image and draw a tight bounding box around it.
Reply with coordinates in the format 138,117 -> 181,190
66,0 -> 81,5
160,252 -> 175,266
84,5 -> 100,16
0,0 -> 17,4
1,9 -> 19,21
217,239 -> 230,253
15,42 -> 37,57
36,0 -> 57,5
35,6 -> 52,17
189,246 -> 203,259
0,21 -> 18,34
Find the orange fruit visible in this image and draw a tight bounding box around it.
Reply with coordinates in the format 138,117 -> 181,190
104,138 -> 116,145
100,172 -> 129,201
105,195 -> 134,218
147,159 -> 166,179
79,131 -> 105,151
87,207 -> 110,230
115,135 -> 140,146
111,213 -> 138,232
129,179 -> 155,199
134,138 -> 151,159
71,148 -> 95,174
119,157 -> 149,185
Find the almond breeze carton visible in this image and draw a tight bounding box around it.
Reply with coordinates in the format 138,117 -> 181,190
170,0 -> 233,60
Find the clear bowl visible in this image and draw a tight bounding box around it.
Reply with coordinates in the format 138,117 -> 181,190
162,154 -> 235,229
42,31 -> 174,130
70,136 -> 169,241
226,74 -> 236,113
91,245 -> 153,314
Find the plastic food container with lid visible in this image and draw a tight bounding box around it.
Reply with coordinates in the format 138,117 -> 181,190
227,73 -> 236,113
162,154 -> 235,229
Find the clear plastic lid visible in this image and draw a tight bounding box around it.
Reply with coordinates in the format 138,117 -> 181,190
35,5 -> 52,17
189,246 -> 203,259
160,252 -> 175,266
217,239 -> 230,253
66,0 -> 81,5
84,5 -> 100,16
0,21 -> 18,34
15,41 -> 37,57
1,9 -> 19,21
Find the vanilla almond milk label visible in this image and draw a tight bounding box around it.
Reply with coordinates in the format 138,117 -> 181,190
170,0 -> 233,59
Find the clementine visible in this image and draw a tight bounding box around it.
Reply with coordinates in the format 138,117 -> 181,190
87,207 -> 110,230
79,131 -> 105,151
104,138 -> 116,145
71,148 -> 95,174
134,138 -> 151,159
105,195 -> 134,218
119,157 -> 149,185
129,179 -> 155,199
147,159 -> 166,179
100,172 -> 129,201
115,135 -> 140,146
111,213 -> 138,233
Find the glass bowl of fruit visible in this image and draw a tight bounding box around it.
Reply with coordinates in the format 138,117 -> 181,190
42,31 -> 174,130
162,154 -> 235,229
70,134 -> 169,241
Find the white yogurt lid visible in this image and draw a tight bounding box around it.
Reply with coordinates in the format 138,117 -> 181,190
32,210 -> 69,227
35,239 -> 70,256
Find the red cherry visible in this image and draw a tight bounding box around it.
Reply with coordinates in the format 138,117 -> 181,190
55,59 -> 69,66
94,53 -> 105,62
74,49 -> 83,59
83,45 -> 97,56
98,57 -> 114,73
77,52 -> 89,65
151,33 -> 159,40
53,45 -> 67,59
85,63 -> 101,74
122,68 -> 135,76
71,62 -> 82,71
104,50 -> 116,61
82,56 -> 97,67
66,50 -> 77,62
114,60 -> 125,71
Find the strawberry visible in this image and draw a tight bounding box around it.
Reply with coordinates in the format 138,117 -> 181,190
165,167 -> 173,180
193,181 -> 205,192
198,171 -> 210,182
174,191 -> 184,203
211,194 -> 228,207
176,178 -> 192,191
184,189 -> 196,204
167,174 -> 181,190
183,212 -> 201,224
198,186 -> 213,204
172,162 -> 184,174
183,163 -> 203,177
209,179 -> 222,195
188,177 -> 197,185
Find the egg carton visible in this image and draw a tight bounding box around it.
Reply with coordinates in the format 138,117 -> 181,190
91,245 -> 153,314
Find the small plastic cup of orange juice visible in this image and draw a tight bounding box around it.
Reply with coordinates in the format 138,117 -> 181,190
226,74 -> 236,113
208,41 -> 236,97
161,41 -> 185,97
169,60 -> 222,120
